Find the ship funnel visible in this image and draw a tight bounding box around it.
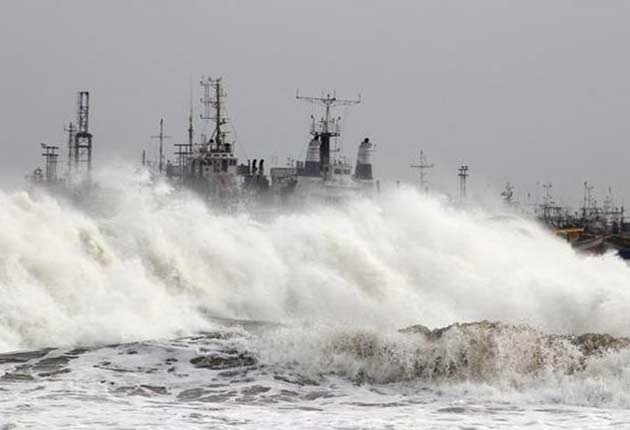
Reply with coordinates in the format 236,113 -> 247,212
355,137 -> 374,180
304,135 -> 321,177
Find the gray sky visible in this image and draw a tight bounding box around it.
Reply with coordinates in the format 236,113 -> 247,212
1,0 -> 629,207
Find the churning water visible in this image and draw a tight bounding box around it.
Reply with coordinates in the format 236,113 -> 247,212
1,166 -> 630,429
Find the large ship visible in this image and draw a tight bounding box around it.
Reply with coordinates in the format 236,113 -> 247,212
158,77 -> 377,207
161,76 -> 269,205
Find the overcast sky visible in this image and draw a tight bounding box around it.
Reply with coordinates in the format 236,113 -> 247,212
1,0 -> 629,207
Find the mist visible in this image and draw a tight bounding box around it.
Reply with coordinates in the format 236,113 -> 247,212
1,1 -> 629,206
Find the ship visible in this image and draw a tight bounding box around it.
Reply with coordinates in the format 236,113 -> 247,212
154,77 -> 377,208
160,76 -> 270,207
533,182 -> 626,256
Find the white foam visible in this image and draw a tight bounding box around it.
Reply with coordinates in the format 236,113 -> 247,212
1,164 -> 630,351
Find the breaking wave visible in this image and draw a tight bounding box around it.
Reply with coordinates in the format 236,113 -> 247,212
251,320 -> 630,408
1,164 -> 630,353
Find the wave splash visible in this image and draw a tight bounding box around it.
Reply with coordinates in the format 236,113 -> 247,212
251,320 -> 630,407
0,165 -> 629,353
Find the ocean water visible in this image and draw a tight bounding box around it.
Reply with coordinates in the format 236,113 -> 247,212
1,167 -> 630,429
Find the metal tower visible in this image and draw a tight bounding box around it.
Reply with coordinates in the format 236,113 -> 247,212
74,91 -> 93,175
151,118 -> 171,174
41,143 -> 60,182
64,122 -> 75,172
410,150 -> 434,192
296,90 -> 360,176
458,164 -> 469,201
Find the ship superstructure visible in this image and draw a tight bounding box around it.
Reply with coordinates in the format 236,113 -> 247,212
161,77 -> 269,204
269,91 -> 376,203
28,78 -> 378,209
185,76 -> 240,201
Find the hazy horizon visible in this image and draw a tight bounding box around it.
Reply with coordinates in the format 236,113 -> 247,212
1,1 -> 629,208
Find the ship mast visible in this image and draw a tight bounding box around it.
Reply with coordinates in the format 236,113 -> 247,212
458,164 -> 469,202
151,118 -> 171,174
200,76 -> 231,152
410,150 -> 434,192
296,90 -> 360,176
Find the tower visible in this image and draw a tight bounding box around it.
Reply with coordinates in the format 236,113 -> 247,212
74,91 -> 93,176
458,164 -> 469,201
64,122 -> 75,172
410,150 -> 434,192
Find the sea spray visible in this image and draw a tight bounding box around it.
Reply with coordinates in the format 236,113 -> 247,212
1,164 -> 630,352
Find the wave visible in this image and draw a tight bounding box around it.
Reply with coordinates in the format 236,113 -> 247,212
3,318 -> 629,409
0,164 -> 629,352
252,320 -> 630,407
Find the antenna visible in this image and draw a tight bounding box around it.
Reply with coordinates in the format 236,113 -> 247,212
151,118 -> 171,174
172,90 -> 195,179
410,150 -> 435,192
189,81 -> 194,149
458,164 -> 469,201
296,91 -> 360,134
